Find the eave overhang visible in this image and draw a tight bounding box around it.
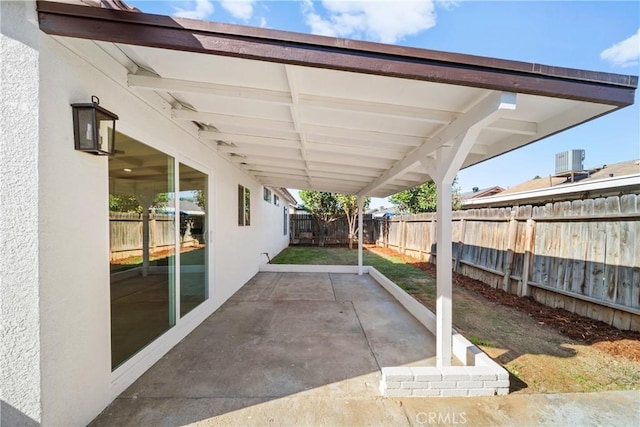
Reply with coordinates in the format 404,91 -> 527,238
36,1 -> 638,198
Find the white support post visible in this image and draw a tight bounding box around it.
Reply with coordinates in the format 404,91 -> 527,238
435,170 -> 453,367
357,196 -> 364,275
428,93 -> 517,367
135,191 -> 156,277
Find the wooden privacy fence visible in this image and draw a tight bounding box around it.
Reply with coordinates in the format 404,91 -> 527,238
110,212 -> 199,262
377,194 -> 640,331
289,214 -> 377,245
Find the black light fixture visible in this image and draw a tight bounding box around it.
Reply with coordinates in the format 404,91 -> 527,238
71,96 -> 119,155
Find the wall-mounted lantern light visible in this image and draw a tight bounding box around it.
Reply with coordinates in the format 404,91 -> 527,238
71,96 -> 119,155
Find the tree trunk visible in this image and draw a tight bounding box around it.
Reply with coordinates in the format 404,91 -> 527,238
319,223 -> 326,246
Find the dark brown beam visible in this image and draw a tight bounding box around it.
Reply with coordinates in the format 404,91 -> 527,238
37,1 -> 637,106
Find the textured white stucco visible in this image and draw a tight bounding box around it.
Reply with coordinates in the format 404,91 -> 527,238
1,1 -> 290,425
0,1 -> 42,425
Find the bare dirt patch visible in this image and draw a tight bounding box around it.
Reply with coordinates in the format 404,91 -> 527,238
366,245 -> 640,393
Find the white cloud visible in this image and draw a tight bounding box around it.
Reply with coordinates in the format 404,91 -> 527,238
173,0 -> 215,20
436,0 -> 459,10
221,0 -> 256,21
600,29 -> 640,68
301,0 -> 441,44
259,16 -> 268,28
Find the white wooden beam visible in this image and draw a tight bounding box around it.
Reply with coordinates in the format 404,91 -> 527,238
257,176 -> 311,188
358,91 -> 517,197
309,171 -> 377,183
246,164 -> 307,175
221,136 -> 296,150
199,128 -> 301,142
300,93 -> 457,124
304,124 -> 425,147
306,142 -> 405,161
284,65 -> 314,187
469,143 -> 490,155
231,155 -> 306,169
309,152 -> 396,169
306,162 -> 383,177
305,133 -> 416,152
172,109 -> 294,132
486,118 -> 537,135
128,73 -> 292,104
217,144 -> 302,159
257,177 -> 360,194
253,170 -> 309,180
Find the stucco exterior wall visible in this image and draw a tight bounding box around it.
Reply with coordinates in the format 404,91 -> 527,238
0,2 -> 42,425
2,2 -> 290,425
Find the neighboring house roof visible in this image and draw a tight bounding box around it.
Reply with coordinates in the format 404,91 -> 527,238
463,159 -> 640,208
275,187 -> 298,206
499,159 -> 640,196
290,206 -> 310,214
156,200 -> 205,216
36,1 -> 637,199
369,207 -> 397,218
460,186 -> 505,200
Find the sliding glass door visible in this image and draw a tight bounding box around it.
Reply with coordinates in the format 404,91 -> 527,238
108,134 -> 209,370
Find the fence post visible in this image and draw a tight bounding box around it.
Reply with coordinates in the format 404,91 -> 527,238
519,218 -> 536,297
384,217 -> 389,247
429,218 -> 437,264
400,217 -> 406,254
454,218 -> 466,273
503,216 -> 519,292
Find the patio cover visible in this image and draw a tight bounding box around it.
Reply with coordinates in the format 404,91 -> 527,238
36,0 -> 637,366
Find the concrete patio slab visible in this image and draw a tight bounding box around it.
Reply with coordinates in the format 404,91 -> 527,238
93,272 -> 434,425
268,272 -> 335,301
92,273 -> 640,426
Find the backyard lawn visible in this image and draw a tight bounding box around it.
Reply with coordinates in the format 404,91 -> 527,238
272,246 -> 640,394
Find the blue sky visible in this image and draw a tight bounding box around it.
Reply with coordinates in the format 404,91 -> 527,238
128,1 -> 639,207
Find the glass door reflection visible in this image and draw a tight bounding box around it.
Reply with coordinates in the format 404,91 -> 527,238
179,163 -> 208,317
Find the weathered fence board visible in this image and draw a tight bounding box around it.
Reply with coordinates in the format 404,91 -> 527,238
289,214 -> 376,245
376,194 -> 640,330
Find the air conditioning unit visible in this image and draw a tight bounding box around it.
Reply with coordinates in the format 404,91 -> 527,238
555,150 -> 585,175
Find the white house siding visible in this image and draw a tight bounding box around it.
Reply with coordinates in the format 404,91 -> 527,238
0,1 -> 42,425
1,2 -> 290,425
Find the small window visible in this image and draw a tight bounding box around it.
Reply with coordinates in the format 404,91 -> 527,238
274,195 -> 280,206
238,185 -> 251,226
263,187 -> 272,203
283,206 -> 288,235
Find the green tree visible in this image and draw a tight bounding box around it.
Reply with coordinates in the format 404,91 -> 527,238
108,192 -> 171,213
298,191 -> 370,247
194,190 -> 206,210
109,194 -> 141,213
299,191 -> 341,246
335,194 -> 371,249
389,179 -> 461,214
